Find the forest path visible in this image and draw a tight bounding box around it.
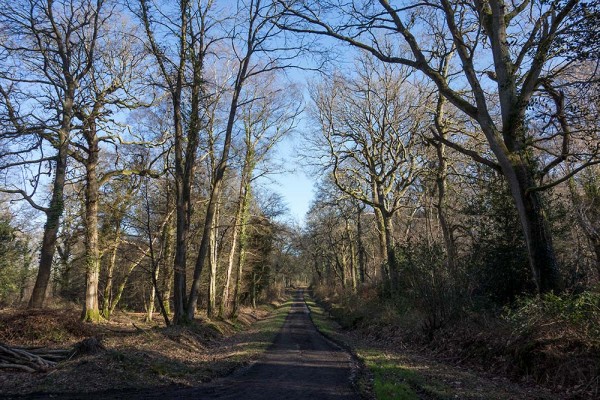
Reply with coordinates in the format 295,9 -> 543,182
141,289 -> 360,400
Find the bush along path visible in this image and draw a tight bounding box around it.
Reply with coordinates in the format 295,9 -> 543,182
304,293 -> 558,400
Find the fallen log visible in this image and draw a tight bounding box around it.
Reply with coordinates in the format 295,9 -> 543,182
0,343 -> 59,372
0,337 -> 103,372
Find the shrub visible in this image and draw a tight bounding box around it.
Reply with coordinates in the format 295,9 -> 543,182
505,289 -> 600,342
397,242 -> 465,334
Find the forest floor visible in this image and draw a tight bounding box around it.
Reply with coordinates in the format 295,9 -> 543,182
0,299 -> 292,397
305,295 -> 565,400
0,291 -> 588,399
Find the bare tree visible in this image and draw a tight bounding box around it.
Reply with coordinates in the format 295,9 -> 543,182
67,16 -> 151,321
311,54 -> 426,293
136,0 -> 218,324
186,0 -> 303,321
224,73 -> 300,317
0,0 -> 107,308
279,0 -> 600,293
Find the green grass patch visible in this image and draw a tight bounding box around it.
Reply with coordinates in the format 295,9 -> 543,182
304,293 -> 456,400
304,297 -> 336,336
359,349 -> 456,400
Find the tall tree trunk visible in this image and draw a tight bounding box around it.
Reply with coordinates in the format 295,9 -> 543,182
435,144 -> 456,269
207,203 -> 220,318
220,191 -> 244,318
350,240 -> 357,292
28,108 -> 72,308
485,5 -> 559,293
432,52 -> 457,270
168,0 -> 191,325
344,219 -> 355,291
382,211 -> 398,293
102,228 -> 121,319
356,206 -> 366,284
231,182 -> 251,317
172,91 -> 189,324
83,126 -> 101,322
503,158 -> 559,293
187,49 -> 252,321
161,218 -> 175,316
373,207 -> 388,283
146,261 -> 158,322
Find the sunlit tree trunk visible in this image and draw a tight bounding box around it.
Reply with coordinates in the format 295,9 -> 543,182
29,115 -> 70,308
232,182 -> 251,317
207,203 -> 221,318
82,121 -> 101,322
102,228 -> 121,319
219,182 -> 245,318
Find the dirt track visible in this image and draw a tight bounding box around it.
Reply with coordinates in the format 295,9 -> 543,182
84,290 -> 360,400
174,289 -> 359,400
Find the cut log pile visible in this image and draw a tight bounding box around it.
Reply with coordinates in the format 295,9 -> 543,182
0,343 -> 72,372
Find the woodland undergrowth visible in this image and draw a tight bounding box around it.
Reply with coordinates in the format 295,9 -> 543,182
312,283 -> 600,399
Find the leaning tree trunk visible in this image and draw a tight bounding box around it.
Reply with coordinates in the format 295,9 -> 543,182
504,159 -> 559,293
187,49 -> 252,321
28,114 -> 71,308
220,193 -> 243,318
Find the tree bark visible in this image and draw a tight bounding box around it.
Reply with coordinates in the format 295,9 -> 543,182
101,228 -> 121,319
505,162 -> 559,293
28,99 -> 72,309
432,84 -> 457,270
382,211 -> 399,293
373,207 -> 388,282
146,262 -> 158,322
161,217 -> 175,316
82,122 -> 101,322
219,183 -> 245,318
232,182 -> 251,317
207,203 -> 220,318
356,206 -> 367,284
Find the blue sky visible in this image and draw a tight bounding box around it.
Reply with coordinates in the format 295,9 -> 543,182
269,132 -> 316,224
